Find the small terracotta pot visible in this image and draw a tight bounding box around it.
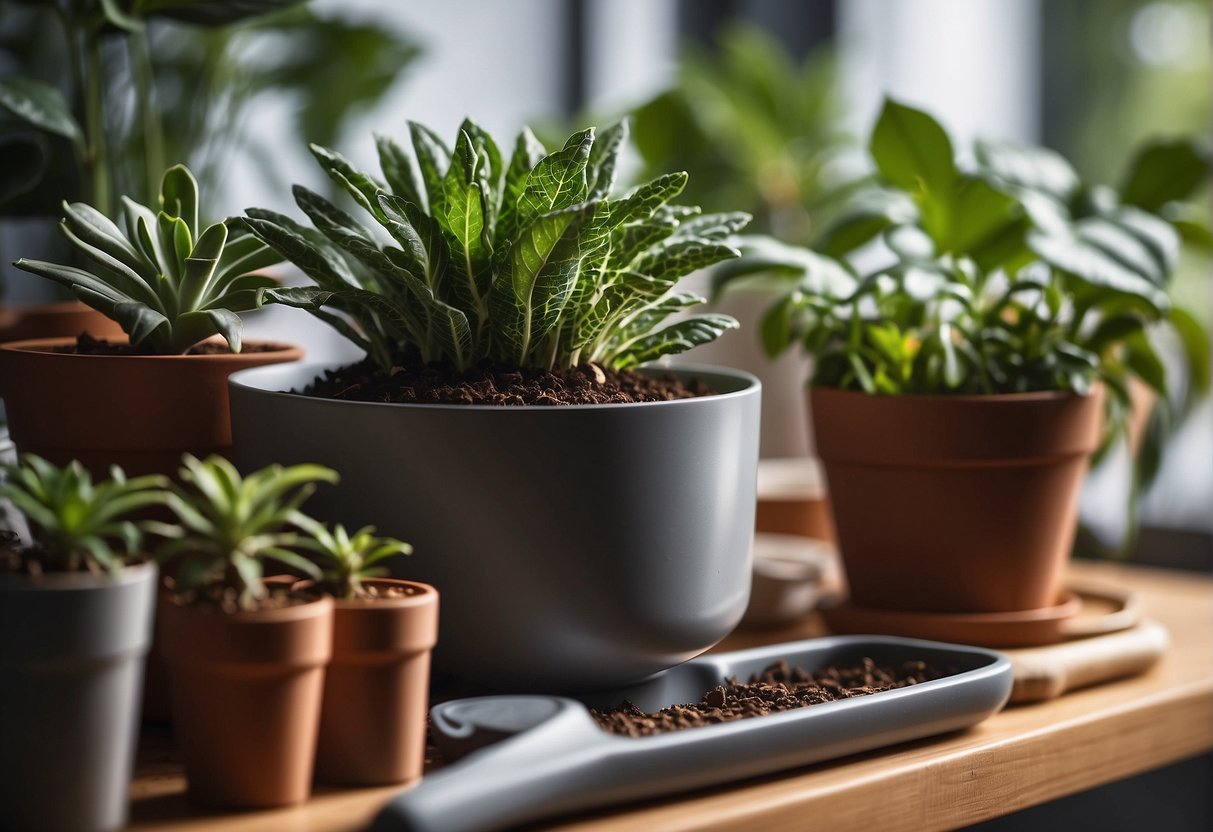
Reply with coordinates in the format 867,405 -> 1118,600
0,300 -> 123,343
811,386 -> 1104,614
158,596 -> 333,808
0,337 -> 301,477
315,579 -> 439,786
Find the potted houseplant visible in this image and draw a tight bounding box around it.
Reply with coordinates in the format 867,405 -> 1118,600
713,98 -> 1206,639
0,165 -> 301,476
230,118 -> 762,691
0,455 -> 166,832
155,454 -> 336,808
293,519 -> 438,786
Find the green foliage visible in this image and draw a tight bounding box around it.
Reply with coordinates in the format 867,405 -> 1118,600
13,165 -> 280,353
245,119 -> 745,372
156,455 -> 337,611
0,455 -> 168,575
716,98 -> 1209,427
630,25 -> 854,246
292,519 -> 411,601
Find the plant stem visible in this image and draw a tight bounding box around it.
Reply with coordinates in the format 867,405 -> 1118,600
84,32 -> 111,216
128,28 -> 165,206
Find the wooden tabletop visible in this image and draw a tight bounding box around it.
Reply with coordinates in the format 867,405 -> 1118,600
127,559 -> 1213,832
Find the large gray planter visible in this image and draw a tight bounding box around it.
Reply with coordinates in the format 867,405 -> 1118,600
230,363 -> 761,691
0,562 -> 158,832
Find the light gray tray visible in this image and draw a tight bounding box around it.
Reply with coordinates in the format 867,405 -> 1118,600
371,635 -> 1012,832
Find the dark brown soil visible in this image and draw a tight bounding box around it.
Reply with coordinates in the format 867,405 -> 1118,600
300,359 -> 713,406
56,333 -> 286,356
166,582 -> 321,614
592,658 -> 946,737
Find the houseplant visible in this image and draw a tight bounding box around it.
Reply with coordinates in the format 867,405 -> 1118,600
230,118 -> 762,691
0,164 -> 300,476
0,455 -> 166,832
294,520 -> 438,786
155,454 -> 336,808
713,99 -> 1203,637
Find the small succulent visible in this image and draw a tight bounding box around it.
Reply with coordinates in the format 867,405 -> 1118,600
157,455 -> 337,610
13,165 -> 281,354
243,118 -> 747,372
0,455 -> 168,575
293,518 -> 412,601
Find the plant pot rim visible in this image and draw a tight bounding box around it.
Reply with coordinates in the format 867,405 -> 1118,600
809,384 -> 1100,405
329,577 -> 439,611
229,361 -> 761,412
0,559 -> 157,590
0,336 -> 302,361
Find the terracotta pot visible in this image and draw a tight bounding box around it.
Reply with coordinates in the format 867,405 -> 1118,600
315,579 -> 439,786
0,300 -> 123,343
811,386 -> 1104,614
0,337 -> 301,477
0,562 -> 157,832
158,596 -> 333,808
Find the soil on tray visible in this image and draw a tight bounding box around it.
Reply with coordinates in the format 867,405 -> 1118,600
592,658 -> 947,737
55,333 -> 286,356
300,359 -> 713,406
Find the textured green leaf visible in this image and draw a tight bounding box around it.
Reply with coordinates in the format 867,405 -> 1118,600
1028,228 -> 1168,310
635,239 -> 739,282
489,203 -> 593,363
609,172 -> 688,229
0,77 -> 83,147
442,129 -> 492,321
608,314 -> 739,369
587,120 -> 628,199
495,127 -> 547,248
308,143 -> 383,219
517,128 -> 593,227
377,193 -> 450,296
243,209 -> 359,288
375,133 -> 424,207
409,121 -> 452,217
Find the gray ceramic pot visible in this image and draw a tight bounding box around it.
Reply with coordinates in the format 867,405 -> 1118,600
229,363 -> 761,691
0,562 -> 157,832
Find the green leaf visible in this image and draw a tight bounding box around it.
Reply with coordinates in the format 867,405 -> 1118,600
409,121 -> 452,216
160,165 -> 200,235
587,120 -> 628,198
0,78 -> 84,148
608,314 -> 739,369
495,127 -> 547,247
489,203 -> 593,363
974,139 -> 1080,201
945,176 -> 1025,262
1027,228 -> 1169,311
1120,138 -> 1210,212
375,132 -> 424,207
517,128 -> 594,226
636,239 -> 739,282
442,129 -> 491,320
870,98 -> 957,196
1123,332 -> 1167,397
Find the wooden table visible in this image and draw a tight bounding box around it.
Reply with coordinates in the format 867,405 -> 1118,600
128,560 -> 1213,831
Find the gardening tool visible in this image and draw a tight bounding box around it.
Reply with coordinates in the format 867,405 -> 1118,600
371,635 -> 1013,832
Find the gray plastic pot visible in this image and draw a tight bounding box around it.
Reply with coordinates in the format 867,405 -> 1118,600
229,363 -> 761,691
0,562 -> 158,832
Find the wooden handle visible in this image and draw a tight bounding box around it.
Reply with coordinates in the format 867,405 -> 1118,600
1010,620 -> 1169,704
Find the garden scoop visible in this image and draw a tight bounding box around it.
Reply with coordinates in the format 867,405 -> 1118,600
371,635 -> 1013,832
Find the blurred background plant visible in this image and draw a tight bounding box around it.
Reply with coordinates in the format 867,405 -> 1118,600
0,0 -> 421,295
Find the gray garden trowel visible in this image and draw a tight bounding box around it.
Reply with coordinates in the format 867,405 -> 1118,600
371,635 -> 1012,832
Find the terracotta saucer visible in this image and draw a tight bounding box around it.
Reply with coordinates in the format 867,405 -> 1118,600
821,592 -> 1085,647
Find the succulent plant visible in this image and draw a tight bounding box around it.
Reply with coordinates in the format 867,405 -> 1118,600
0,455 -> 168,575
292,518 -> 412,601
243,118 -> 747,372
157,455 -> 337,610
13,165 -> 281,354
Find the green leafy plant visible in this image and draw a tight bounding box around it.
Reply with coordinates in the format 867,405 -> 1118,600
0,0 -> 301,218
0,455 -> 168,575
243,119 -> 747,372
157,454 -> 337,610
630,24 -> 855,246
716,98 -> 1209,421
12,164 -> 280,353
292,518 -> 412,601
